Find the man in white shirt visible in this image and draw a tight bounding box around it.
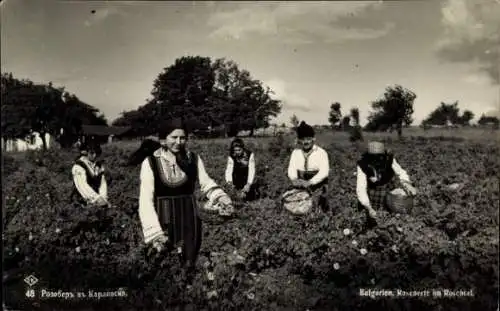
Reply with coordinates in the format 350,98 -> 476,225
287,121 -> 330,212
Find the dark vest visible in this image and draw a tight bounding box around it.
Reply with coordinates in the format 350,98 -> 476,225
148,151 -> 198,198
297,148 -> 328,189
230,150 -> 251,188
71,159 -> 104,203
357,153 -> 395,189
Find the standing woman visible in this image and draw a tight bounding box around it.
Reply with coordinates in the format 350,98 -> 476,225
70,141 -> 109,207
225,138 -> 257,200
138,118 -> 231,270
287,121 -> 330,211
356,141 -> 417,227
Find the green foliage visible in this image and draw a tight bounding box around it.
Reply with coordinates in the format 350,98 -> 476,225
3,134 -> 499,311
422,101 -> 475,126
1,72 -> 108,149
478,114 -> 499,128
365,85 -> 416,137
328,102 -> 342,130
113,56 -> 282,137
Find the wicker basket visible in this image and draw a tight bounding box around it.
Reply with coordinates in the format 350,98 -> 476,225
386,188 -> 413,214
282,189 -> 313,215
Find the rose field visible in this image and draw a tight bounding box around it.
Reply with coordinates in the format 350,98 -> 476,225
2,129 -> 499,311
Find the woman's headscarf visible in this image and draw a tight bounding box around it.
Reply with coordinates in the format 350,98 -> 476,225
79,141 -> 102,156
126,118 -> 195,179
357,141 -> 394,181
229,138 -> 249,159
296,121 -> 315,139
158,118 -> 189,140
159,118 -> 197,179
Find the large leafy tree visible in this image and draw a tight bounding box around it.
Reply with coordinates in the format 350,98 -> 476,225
460,110 -> 474,126
112,101 -> 157,138
365,85 -> 416,138
422,102 -> 475,126
151,56 -> 216,130
210,58 -> 281,136
118,56 -> 281,137
1,73 -> 107,150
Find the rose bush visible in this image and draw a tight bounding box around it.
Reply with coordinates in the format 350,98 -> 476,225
3,133 -> 499,310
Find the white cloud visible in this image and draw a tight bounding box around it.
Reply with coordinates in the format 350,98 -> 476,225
463,72 -> 493,85
436,0 -> 500,84
207,1 -> 391,43
266,78 -> 312,113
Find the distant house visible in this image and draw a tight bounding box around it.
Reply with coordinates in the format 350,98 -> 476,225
2,132 -> 53,152
80,125 -> 131,144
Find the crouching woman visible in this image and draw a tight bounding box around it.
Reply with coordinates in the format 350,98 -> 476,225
356,141 -> 417,228
138,119 -> 231,269
70,142 -> 109,207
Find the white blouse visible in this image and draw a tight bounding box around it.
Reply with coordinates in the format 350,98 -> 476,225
224,153 -> 256,186
138,148 -> 219,243
71,157 -> 107,204
287,145 -> 329,186
356,158 -> 411,208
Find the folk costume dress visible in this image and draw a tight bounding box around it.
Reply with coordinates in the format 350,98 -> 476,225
139,148 -> 220,264
225,150 -> 255,190
356,152 -> 411,211
70,156 -> 108,205
287,144 -> 330,210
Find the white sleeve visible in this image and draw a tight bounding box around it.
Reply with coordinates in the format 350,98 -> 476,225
197,155 -> 219,199
287,150 -> 299,181
72,165 -> 99,203
138,159 -> 163,244
308,149 -> 329,185
247,153 -> 256,185
99,175 -> 108,200
356,166 -> 371,208
225,157 -> 234,183
392,158 -> 411,184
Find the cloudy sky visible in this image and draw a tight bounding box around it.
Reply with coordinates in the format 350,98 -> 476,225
1,0 -> 499,125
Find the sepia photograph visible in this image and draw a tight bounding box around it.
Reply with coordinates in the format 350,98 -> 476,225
1,0 -> 499,310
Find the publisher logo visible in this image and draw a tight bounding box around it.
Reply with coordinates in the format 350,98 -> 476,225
24,275 -> 39,287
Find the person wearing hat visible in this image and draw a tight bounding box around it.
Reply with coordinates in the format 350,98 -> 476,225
356,141 -> 417,223
70,141 -> 109,207
287,121 -> 330,211
225,138 -> 257,201
137,118 -> 232,271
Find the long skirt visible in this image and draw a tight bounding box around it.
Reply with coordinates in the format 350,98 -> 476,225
155,195 -> 202,266
357,178 -> 397,230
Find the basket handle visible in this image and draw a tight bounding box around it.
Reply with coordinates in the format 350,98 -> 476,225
400,180 -> 416,197
282,188 -> 312,202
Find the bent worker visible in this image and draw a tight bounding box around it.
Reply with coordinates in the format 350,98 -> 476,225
356,141 -> 417,228
70,141 -> 109,207
287,121 -> 330,212
138,118 -> 232,272
225,138 -> 257,201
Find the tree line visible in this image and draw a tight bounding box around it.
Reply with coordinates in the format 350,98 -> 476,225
1,56 -> 282,148
3,55 -> 498,150
327,84 -> 499,138
1,73 -> 107,149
